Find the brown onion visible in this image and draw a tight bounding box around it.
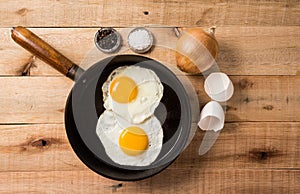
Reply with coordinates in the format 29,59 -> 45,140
175,27 -> 219,74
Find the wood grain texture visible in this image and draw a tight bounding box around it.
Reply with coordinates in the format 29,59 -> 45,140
2,27 -> 300,76
0,77 -> 72,124
0,124 -> 82,172
0,0 -> 299,27
0,76 -> 299,124
0,122 -> 299,172
11,26 -> 76,76
0,169 -> 299,193
1,0 -> 300,192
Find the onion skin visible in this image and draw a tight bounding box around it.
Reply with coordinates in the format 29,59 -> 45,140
175,27 -> 219,74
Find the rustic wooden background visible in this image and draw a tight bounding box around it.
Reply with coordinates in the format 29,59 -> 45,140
0,0 -> 300,193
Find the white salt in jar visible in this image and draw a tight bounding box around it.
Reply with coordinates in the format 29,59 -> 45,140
127,27 -> 154,53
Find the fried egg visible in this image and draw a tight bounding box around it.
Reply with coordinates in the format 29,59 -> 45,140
96,110 -> 163,166
102,66 -> 164,124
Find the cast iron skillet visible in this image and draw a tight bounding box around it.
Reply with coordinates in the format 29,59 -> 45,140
11,26 -> 192,181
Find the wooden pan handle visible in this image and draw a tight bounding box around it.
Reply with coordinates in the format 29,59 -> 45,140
11,26 -> 77,77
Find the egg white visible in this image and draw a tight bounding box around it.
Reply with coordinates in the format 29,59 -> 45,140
96,110 -> 163,166
102,66 -> 164,124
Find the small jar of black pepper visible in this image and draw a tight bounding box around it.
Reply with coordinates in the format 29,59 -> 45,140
94,28 -> 121,53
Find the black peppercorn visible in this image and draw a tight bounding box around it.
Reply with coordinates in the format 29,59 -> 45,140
94,28 -> 121,53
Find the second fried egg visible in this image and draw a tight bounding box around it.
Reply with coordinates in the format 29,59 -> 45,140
96,110 -> 163,166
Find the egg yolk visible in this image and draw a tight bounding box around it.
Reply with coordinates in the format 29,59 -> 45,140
119,126 -> 149,156
109,76 -> 138,103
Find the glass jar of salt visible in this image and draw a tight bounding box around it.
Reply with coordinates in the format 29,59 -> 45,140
128,27 -> 154,54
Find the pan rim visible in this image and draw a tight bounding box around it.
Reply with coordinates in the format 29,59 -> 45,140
65,91 -> 177,181
68,54 -> 192,172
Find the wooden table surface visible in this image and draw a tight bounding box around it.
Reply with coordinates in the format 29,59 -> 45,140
1,0 -> 300,193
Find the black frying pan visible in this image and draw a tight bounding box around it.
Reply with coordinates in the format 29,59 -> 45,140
11,26 -> 192,181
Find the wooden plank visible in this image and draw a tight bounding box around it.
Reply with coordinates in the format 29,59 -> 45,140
0,0 -> 299,27
0,169 -> 299,193
190,75 -> 300,122
0,124 -> 85,172
0,77 -> 72,124
176,122 -> 300,169
2,27 -> 300,76
1,28 -> 93,76
0,122 -> 299,172
0,76 -> 299,124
